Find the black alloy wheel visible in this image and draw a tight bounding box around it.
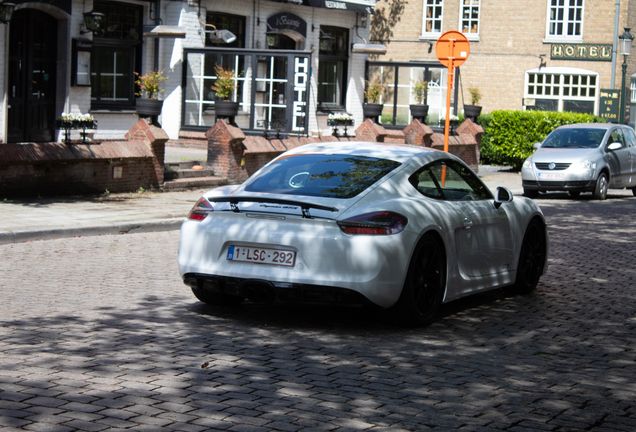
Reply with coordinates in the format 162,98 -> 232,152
512,221 -> 547,294
397,235 -> 446,325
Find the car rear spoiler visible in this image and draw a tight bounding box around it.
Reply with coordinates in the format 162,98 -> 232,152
207,196 -> 339,219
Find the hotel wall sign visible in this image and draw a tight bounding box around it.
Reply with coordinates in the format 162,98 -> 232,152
550,44 -> 612,62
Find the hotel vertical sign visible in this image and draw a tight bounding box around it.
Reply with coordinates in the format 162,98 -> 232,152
551,44 -> 613,61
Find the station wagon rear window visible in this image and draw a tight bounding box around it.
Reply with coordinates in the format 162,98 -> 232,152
244,154 -> 401,199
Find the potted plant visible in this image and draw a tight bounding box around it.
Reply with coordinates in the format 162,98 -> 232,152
135,70 -> 168,120
410,79 -> 429,123
211,65 -> 242,120
464,87 -> 482,122
363,80 -> 385,122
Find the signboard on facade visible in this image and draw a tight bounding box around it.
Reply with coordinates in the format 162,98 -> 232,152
267,13 -> 307,38
599,89 -> 619,122
550,44 -> 612,62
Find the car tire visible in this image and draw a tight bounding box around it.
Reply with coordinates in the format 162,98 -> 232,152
593,173 -> 608,200
396,234 -> 446,326
511,220 -> 547,295
191,287 -> 245,306
569,191 -> 581,198
523,189 -> 539,198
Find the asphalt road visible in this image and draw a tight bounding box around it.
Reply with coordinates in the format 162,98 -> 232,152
1,193 -> 635,431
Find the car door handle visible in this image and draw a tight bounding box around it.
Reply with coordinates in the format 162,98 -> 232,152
463,218 -> 473,229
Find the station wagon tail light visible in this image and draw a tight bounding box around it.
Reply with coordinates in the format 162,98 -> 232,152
338,211 -> 408,235
187,197 -> 214,221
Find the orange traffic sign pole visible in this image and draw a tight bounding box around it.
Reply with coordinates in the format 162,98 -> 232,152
435,31 -> 470,153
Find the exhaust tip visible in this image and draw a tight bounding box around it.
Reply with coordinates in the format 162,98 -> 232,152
240,280 -> 276,303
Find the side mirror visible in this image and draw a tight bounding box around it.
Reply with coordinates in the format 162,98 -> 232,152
494,186 -> 513,208
533,142 -> 542,149
608,142 -> 623,151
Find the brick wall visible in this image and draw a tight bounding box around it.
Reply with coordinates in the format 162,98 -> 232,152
0,119 -> 167,198
206,118 -> 482,182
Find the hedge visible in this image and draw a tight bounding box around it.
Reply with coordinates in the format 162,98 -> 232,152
477,110 -> 604,170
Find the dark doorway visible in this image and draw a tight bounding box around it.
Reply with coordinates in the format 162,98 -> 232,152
8,9 -> 58,142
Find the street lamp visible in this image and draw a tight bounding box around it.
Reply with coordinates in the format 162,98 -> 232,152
0,2 -> 15,24
619,28 -> 634,124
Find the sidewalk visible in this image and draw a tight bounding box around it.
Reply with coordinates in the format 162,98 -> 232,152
0,146 -> 522,244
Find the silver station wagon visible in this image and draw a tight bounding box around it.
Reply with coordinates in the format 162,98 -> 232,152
521,123 -> 636,199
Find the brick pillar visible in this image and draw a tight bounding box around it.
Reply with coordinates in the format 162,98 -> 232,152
354,119 -> 388,142
125,118 -> 169,187
403,120 -> 434,147
206,120 -> 246,183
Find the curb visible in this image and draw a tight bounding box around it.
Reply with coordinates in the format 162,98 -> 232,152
0,218 -> 184,245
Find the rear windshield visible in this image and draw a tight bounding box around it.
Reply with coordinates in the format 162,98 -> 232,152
542,128 -> 607,148
244,154 -> 401,199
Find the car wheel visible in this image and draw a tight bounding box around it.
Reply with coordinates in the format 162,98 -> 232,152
569,191 -> 581,198
511,221 -> 547,295
593,173 -> 608,200
523,189 -> 539,198
191,287 -> 245,306
396,234 -> 446,326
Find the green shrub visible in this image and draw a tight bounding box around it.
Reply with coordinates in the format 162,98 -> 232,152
479,110 -> 604,170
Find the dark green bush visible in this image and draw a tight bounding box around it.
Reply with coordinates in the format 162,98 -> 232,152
477,110 -> 604,170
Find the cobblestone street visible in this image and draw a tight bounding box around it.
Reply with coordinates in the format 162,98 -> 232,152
1,192 -> 635,431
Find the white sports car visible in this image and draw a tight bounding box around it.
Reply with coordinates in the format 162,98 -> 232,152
179,142 -> 548,325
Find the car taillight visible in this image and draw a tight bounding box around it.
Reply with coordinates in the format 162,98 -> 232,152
187,197 -> 214,221
338,211 -> 408,235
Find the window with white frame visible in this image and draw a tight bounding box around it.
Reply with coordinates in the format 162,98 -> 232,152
524,67 -> 597,114
546,0 -> 584,40
460,0 -> 480,36
631,74 -> 636,103
422,0 -> 443,36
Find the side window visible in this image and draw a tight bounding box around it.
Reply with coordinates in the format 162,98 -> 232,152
623,128 -> 636,147
409,159 -> 492,201
608,129 -> 625,146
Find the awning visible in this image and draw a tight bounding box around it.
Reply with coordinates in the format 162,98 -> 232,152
264,0 -> 375,14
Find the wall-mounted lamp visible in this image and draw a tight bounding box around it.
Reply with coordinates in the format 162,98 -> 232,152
352,42 -> 387,55
0,2 -> 15,24
81,10 -> 105,35
207,29 -> 237,44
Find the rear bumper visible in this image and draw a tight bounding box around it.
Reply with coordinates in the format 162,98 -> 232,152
522,180 -> 595,192
183,273 -> 374,306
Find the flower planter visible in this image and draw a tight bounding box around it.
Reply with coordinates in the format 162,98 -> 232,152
463,105 -> 482,123
409,104 -> 429,123
215,100 -> 240,121
327,119 -> 354,127
363,103 -> 383,122
136,99 -> 164,118
55,119 -> 98,144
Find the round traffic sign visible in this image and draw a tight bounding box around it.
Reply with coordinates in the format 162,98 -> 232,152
436,30 -> 470,67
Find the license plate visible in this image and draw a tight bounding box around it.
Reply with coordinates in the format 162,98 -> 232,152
227,246 -> 296,267
538,172 -> 564,180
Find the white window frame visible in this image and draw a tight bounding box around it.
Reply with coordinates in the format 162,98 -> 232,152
459,0 -> 481,41
631,73 -> 636,103
420,0 -> 444,40
544,0 -> 584,43
524,67 -> 598,114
